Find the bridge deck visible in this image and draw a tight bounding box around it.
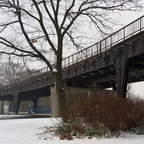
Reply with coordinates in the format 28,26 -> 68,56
0,15 -> 144,97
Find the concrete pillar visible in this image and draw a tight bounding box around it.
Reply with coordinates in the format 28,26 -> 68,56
1,101 -> 4,114
116,55 -> 129,97
50,86 -> 59,118
32,97 -> 39,114
13,86 -> 21,114
112,83 -> 117,90
14,93 -> 20,114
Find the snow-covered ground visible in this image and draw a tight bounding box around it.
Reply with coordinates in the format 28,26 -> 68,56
0,115 -> 144,144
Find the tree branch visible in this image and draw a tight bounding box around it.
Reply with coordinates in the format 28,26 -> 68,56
0,37 -> 38,57
60,0 -> 75,31
32,0 -> 58,55
14,0 -> 53,71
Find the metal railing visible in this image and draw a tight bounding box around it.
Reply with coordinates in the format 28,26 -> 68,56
62,15 -> 144,67
18,66 -> 51,82
0,15 -> 144,89
0,66 -> 52,90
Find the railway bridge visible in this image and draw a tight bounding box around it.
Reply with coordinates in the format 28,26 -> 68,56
0,15 -> 144,114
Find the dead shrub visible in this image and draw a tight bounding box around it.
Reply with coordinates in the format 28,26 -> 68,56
67,88 -> 144,133
60,132 -> 73,140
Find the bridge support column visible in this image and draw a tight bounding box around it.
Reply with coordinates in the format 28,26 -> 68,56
14,93 -> 20,114
1,101 -> 4,114
112,83 -> 117,90
50,86 -> 59,118
116,55 -> 129,97
32,97 -> 39,114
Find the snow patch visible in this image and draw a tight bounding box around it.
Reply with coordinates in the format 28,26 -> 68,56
0,115 -> 144,144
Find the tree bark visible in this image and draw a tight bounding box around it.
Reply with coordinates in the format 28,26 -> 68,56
55,71 -> 68,123
54,34 -> 68,123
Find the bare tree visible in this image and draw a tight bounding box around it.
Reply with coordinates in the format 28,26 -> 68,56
0,0 -> 142,122
0,56 -> 35,114
0,56 -> 33,86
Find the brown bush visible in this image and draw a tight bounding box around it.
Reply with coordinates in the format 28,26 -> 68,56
68,89 -> 144,133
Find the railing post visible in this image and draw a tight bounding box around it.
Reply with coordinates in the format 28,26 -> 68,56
100,41 -> 101,55
65,59 -> 66,67
124,27 -> 125,41
68,57 -> 69,67
140,17 -> 142,32
97,44 -> 98,55
105,39 -> 107,52
110,36 -> 112,51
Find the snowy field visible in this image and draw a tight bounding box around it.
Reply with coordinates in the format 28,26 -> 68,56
0,115 -> 144,144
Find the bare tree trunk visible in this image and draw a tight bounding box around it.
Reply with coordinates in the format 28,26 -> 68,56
55,71 -> 68,123
55,35 -> 68,123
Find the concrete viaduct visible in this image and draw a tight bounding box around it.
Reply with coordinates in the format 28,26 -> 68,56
0,15 -> 144,114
